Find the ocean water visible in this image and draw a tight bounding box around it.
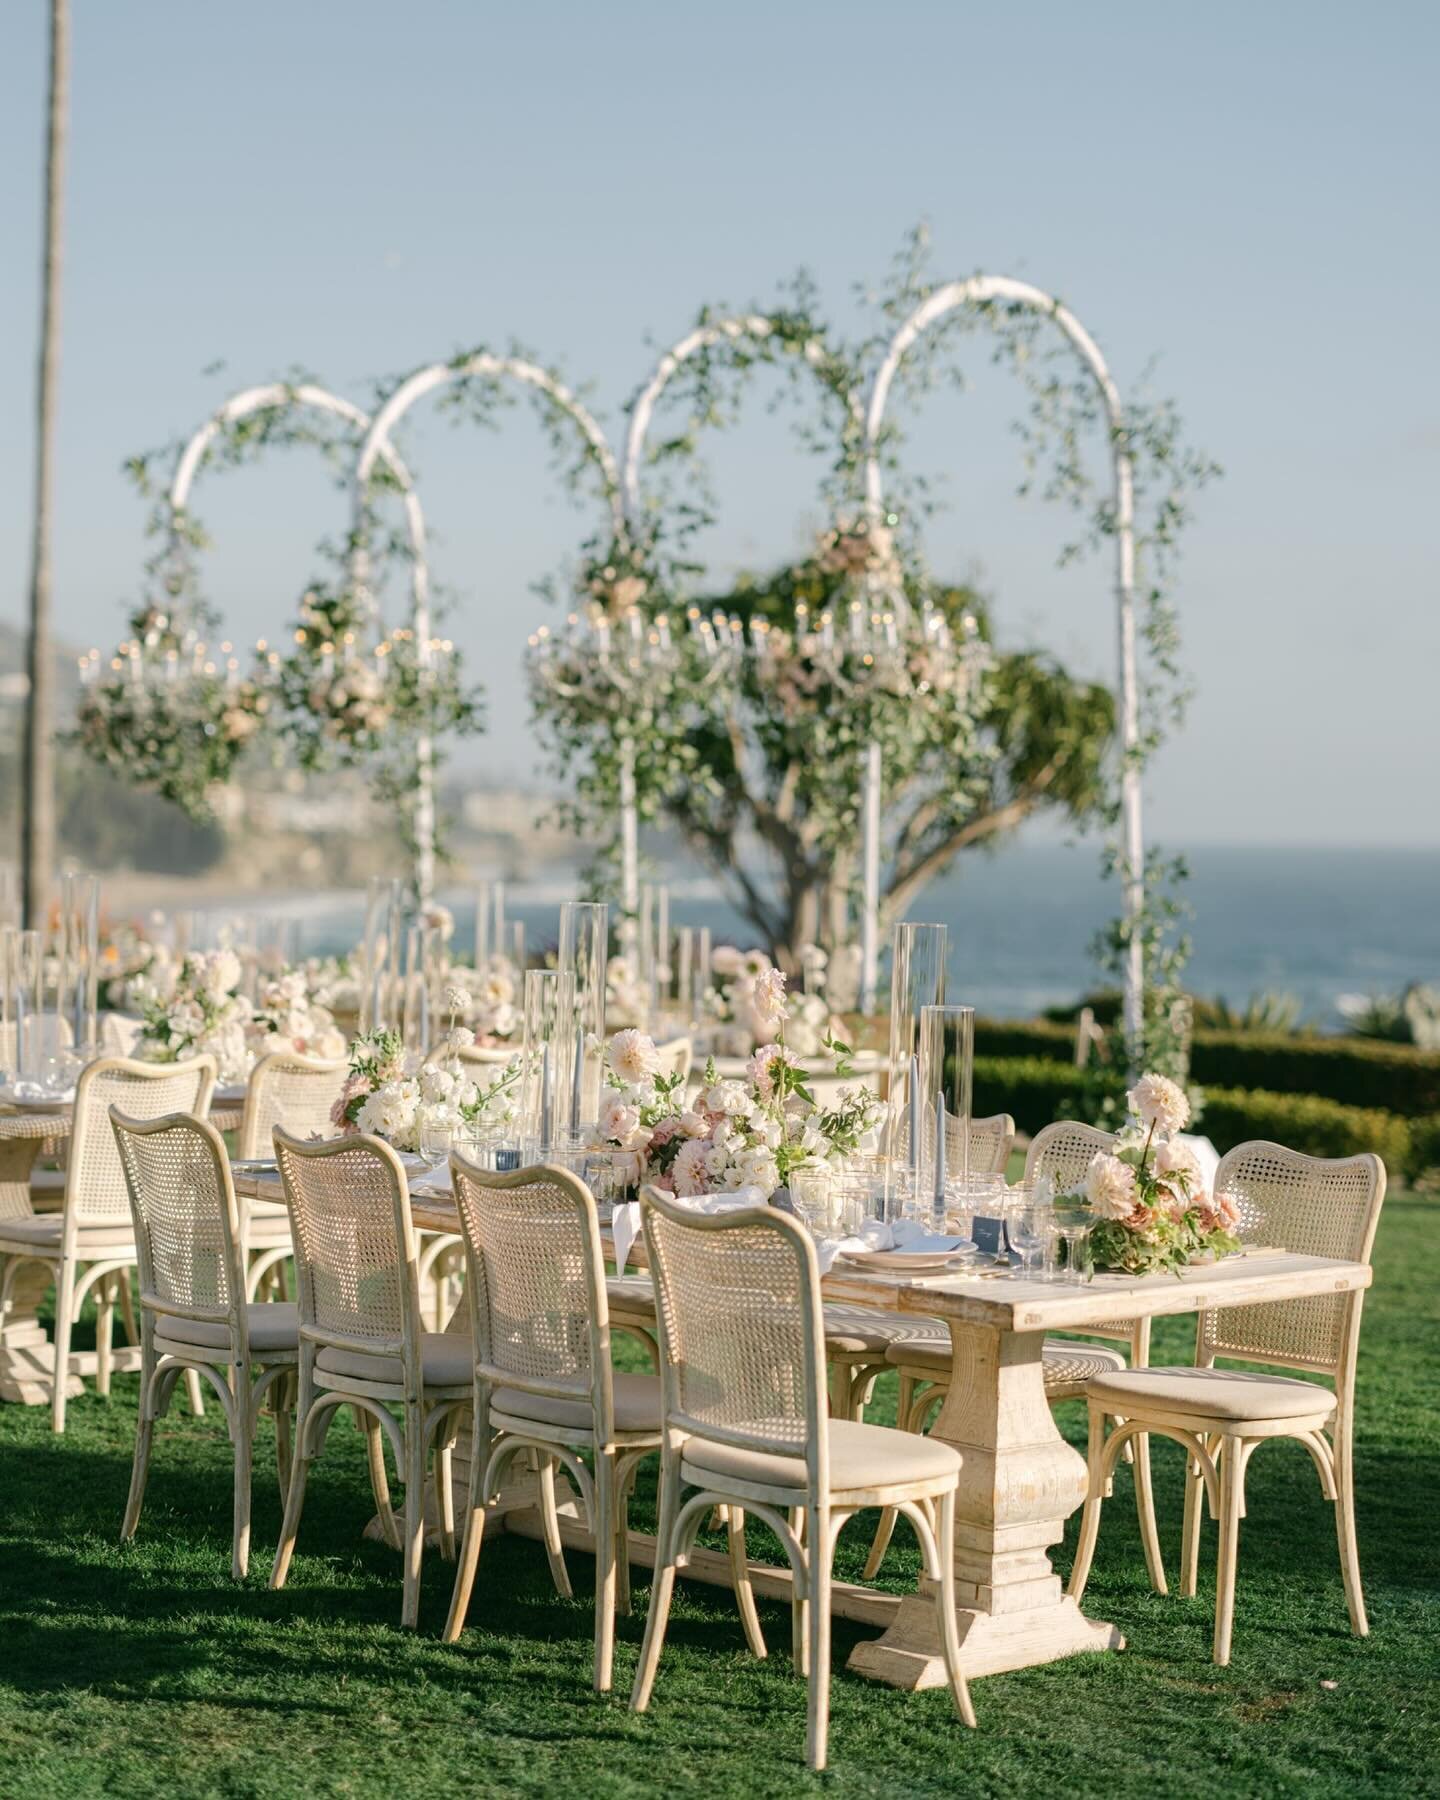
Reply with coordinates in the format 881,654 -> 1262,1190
254,843 -> 1440,1031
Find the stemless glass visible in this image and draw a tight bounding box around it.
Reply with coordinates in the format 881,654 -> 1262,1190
1008,1197 -> 1051,1279
418,1109 -> 453,1169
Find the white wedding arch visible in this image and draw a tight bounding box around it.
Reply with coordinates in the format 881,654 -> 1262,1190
862,276 -> 1146,1049
348,354 -> 623,908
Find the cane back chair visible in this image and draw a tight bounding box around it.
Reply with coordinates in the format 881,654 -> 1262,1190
268,1129 -> 472,1628
442,1158 -> 663,1690
111,1108 -> 298,1577
633,1185 -> 976,1772
1069,1141 -> 1386,1664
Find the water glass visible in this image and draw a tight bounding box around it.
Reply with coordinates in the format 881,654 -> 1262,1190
418,1111 -> 453,1168
1007,1199 -> 1050,1279
1054,1220 -> 1093,1283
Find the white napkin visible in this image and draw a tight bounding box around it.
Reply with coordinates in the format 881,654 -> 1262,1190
611,1185 -> 770,1275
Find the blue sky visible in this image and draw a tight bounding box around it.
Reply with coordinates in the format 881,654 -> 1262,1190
1,0 -> 1436,848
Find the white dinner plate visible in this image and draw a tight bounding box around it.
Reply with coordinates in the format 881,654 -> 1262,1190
838,1248 -> 973,1274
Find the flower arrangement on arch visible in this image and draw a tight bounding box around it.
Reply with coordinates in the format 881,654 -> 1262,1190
1066,1072 -> 1240,1276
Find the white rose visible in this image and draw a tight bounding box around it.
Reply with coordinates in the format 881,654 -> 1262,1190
678,1110 -> 710,1139
598,1098 -> 644,1148
703,1080 -> 752,1118
1127,1072 -> 1190,1137
1085,1152 -> 1140,1221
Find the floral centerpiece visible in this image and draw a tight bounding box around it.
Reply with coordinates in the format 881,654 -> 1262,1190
704,945 -> 841,1058
1068,1073 -> 1240,1276
133,950 -> 348,1085
588,974 -> 883,1200
332,1024 -> 521,1154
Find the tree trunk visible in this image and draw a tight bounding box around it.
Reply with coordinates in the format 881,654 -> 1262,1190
21,0 -> 68,927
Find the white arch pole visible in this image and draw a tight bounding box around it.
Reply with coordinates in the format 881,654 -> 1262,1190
863,277 -> 1144,1055
167,381 -> 433,890
353,356 -> 622,916
622,318 -> 870,968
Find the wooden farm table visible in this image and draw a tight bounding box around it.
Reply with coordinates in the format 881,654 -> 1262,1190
0,1099 -> 244,1405
234,1171 -> 1371,1685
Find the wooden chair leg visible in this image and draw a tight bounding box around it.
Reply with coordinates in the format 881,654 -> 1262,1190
185,1367 -> 206,1417
443,1428 -> 489,1643
1332,1409 -> 1369,1637
363,1410 -> 403,1551
1180,1444 -> 1207,1596
593,1450 -> 618,1693
400,1402 -> 426,1629
271,1368 -> 294,1500
933,1489 -> 976,1727
1212,1434 -> 1246,1666
435,1414 -> 458,1563
1132,1430 -> 1167,1595
270,1368 -> 315,1592
791,1506 -> 809,1676
232,1368 -> 254,1581
630,1455 -> 680,1712
1066,1405 -> 1108,1601
727,1505 -> 767,1658
537,1455 -> 573,1600
614,1468 -> 633,1619
51,1258 -> 77,1433
116,1269 -> 139,1345
121,1346 -> 159,1542
93,1275 -> 115,1398
804,1506 -> 832,1772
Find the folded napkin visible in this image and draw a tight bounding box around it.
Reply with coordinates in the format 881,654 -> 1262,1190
611,1185 -> 770,1275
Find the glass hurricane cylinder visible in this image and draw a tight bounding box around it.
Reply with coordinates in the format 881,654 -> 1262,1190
520,967 -> 577,1150
60,871 -> 101,1060
6,928 -> 44,1079
359,876 -> 403,1036
884,922 -> 948,1182
918,1003 -> 975,1230
558,900 -> 608,1122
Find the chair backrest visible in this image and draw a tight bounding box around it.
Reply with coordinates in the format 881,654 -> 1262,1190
640,1184 -> 828,1493
239,1051 -> 347,1158
68,1056 -> 217,1228
449,1156 -> 615,1433
111,1108 -> 244,1344
100,1012 -> 144,1056
653,1036 -> 693,1082
274,1128 -> 420,1364
1202,1140 -> 1386,1379
899,1107 -> 1016,1178
1024,1118 -> 1115,1193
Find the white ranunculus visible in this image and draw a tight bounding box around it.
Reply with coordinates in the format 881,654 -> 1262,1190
598,1098 -> 644,1148
609,1028 -> 660,1085
1085,1152 -> 1140,1221
1127,1072 -> 1190,1137
678,1109 -> 710,1139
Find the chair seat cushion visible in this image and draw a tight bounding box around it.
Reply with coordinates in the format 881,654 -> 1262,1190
316,1332 -> 472,1390
682,1417 -> 961,1501
1087,1365 -> 1338,1422
156,1302 -> 299,1357
0,1215 -> 136,1251
822,1304 -> 949,1356
887,1334 -> 1127,1395
491,1370 -> 662,1436
606,1275 -> 656,1322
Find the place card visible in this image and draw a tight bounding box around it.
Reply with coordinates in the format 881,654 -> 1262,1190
971,1215 -> 1017,1262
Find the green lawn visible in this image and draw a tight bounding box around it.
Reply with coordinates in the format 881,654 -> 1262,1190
1,1196 -> 1436,1798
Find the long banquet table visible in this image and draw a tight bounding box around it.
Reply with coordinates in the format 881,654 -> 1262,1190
235,1168 -> 1369,1685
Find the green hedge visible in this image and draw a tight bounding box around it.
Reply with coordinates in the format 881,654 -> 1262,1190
973,1054 -> 1434,1179
973,1019 -> 1440,1118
